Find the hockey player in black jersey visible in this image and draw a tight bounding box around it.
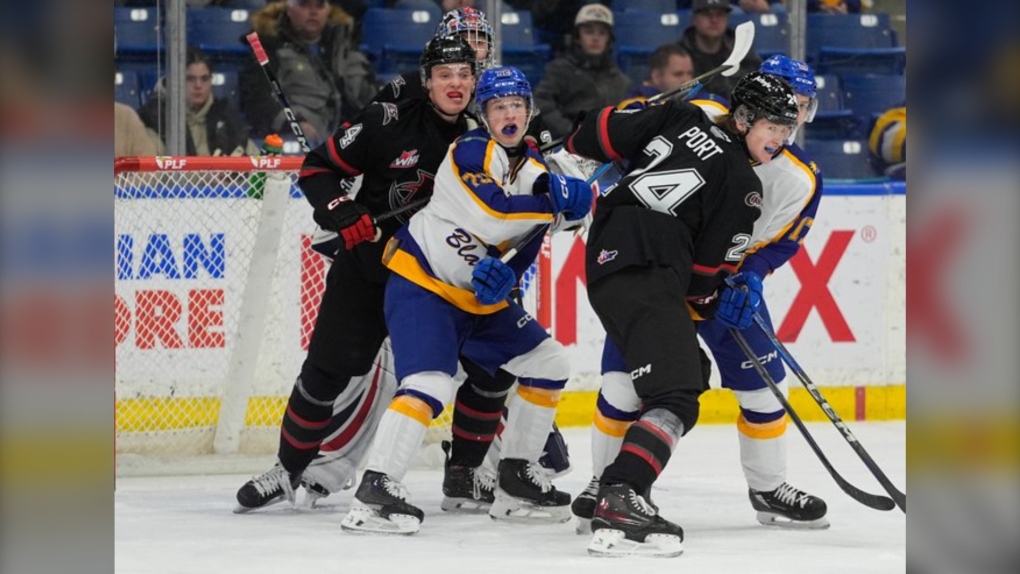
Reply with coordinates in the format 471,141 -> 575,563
234,34 -> 481,512
565,71 -> 800,557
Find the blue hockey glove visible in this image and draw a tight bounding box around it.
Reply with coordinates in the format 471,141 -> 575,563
471,257 -> 517,305
716,272 -> 763,330
547,173 -> 594,222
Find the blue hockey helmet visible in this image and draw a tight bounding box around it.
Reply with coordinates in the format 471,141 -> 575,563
759,55 -> 817,98
476,66 -> 532,111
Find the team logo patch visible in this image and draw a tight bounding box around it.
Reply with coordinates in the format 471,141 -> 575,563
710,125 -> 731,142
745,192 -> 763,209
390,149 -> 420,168
388,169 -> 434,223
389,76 -> 406,99
597,249 -> 618,265
339,123 -> 362,148
381,102 -> 399,126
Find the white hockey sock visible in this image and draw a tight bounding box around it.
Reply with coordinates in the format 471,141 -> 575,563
733,382 -> 789,492
592,371 -> 640,478
365,396 -> 431,482
591,424 -> 625,479
500,386 -> 560,461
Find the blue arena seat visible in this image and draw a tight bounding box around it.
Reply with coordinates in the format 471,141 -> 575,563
841,73 -> 906,135
612,0 -> 676,13
393,0 -> 442,22
613,10 -> 683,82
115,70 -> 142,109
807,13 -> 905,74
747,12 -> 787,58
804,139 -> 879,180
499,10 -> 552,86
804,74 -> 857,139
360,8 -> 438,75
115,7 -> 162,59
187,7 -> 252,57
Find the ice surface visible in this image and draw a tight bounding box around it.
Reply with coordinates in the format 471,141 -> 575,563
116,422 -> 905,573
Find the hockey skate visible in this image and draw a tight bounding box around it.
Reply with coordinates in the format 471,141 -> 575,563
749,482 -> 829,529
571,476 -> 599,534
440,442 -> 495,513
587,483 -> 684,558
340,470 -> 423,535
234,462 -> 299,513
489,458 -> 571,523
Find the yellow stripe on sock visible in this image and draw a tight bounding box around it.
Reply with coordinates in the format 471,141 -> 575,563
593,410 -> 631,438
737,413 -> 788,439
388,395 -> 434,426
516,386 -> 561,408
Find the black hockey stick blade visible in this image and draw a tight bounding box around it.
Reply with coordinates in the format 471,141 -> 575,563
749,310 -> 907,514
730,328 -> 896,511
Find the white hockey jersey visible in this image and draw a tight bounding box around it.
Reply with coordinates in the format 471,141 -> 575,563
384,128 -> 555,314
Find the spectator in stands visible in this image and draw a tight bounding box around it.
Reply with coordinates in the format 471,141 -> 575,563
533,3 -> 630,139
677,0 -> 761,99
619,44 -> 695,104
115,101 -> 162,156
139,48 -> 253,156
731,0 -> 787,14
868,105 -> 905,180
241,0 -> 378,145
808,0 -> 862,14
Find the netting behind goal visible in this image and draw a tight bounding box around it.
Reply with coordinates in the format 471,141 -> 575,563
114,157 -> 546,476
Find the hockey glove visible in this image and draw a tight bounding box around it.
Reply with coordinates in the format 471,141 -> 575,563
471,257 -> 517,306
716,272 -> 764,331
547,173 -> 594,222
314,196 -> 376,250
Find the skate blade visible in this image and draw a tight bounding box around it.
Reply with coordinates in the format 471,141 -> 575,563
232,495 -> 289,514
340,501 -> 420,535
574,516 -> 592,535
300,490 -> 329,509
587,529 -> 684,558
488,495 -> 571,524
755,511 -> 830,530
440,496 -> 492,514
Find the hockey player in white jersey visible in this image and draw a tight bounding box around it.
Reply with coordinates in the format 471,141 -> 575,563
339,66 -> 593,535
572,56 -> 828,535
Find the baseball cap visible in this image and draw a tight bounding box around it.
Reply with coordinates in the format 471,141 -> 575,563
575,3 -> 614,27
692,0 -> 733,13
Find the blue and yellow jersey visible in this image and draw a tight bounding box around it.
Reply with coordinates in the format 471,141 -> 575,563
384,128 -> 555,314
692,99 -> 823,278
869,106 -> 906,168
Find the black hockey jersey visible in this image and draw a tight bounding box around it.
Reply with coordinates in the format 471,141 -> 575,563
566,101 -> 762,298
373,72 -> 555,148
299,97 -> 469,283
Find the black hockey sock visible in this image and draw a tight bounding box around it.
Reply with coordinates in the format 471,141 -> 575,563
277,368 -> 349,474
449,365 -> 515,468
601,408 -> 684,494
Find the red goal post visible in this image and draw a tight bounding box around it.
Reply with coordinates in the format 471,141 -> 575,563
114,156 -> 550,475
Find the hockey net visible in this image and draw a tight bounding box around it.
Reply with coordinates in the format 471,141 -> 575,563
115,156 -> 548,476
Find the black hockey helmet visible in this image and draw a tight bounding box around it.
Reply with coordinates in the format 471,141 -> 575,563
729,71 -> 799,129
419,34 -> 477,87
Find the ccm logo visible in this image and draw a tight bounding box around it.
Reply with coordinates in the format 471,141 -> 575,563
517,313 -> 534,328
740,350 -> 778,369
630,364 -> 652,379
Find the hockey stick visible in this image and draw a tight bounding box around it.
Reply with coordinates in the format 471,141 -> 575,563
728,327 -> 897,512
538,20 -> 755,153
749,309 -> 907,513
246,32 -> 311,153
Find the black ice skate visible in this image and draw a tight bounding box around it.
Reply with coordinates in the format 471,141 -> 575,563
340,470 -> 423,535
234,462 -> 299,513
571,476 -> 600,534
489,458 -> 571,523
588,483 -> 684,558
440,442 -> 495,513
749,482 -> 830,529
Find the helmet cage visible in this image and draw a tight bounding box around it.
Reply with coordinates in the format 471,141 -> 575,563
437,7 -> 495,70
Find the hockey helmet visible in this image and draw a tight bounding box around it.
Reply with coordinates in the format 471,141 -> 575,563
419,34 -> 477,87
475,66 -> 534,135
436,6 -> 494,70
759,55 -> 818,122
729,71 -> 799,129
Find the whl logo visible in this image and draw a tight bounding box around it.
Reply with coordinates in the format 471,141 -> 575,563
597,249 -> 618,265
155,156 -> 186,170
390,149 -> 420,168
